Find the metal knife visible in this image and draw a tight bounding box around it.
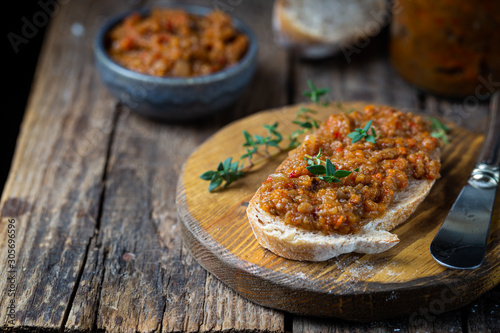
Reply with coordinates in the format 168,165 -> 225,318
430,91 -> 500,269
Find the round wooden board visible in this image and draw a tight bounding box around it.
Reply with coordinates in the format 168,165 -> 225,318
175,102 -> 500,321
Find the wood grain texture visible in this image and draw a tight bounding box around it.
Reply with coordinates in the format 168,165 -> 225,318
0,0 -> 116,329
1,0 -> 287,331
424,95 -> 489,133
292,310 -> 464,333
466,284 -> 500,333
292,29 -> 420,109
2,0 -> 498,331
177,101 -> 500,321
63,0 -> 288,332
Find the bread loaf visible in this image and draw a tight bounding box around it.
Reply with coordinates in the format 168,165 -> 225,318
273,0 -> 387,58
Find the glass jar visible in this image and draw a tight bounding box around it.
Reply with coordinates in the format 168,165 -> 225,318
390,0 -> 500,98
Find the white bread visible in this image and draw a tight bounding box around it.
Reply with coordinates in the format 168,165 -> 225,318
273,0 -> 387,58
247,176 -> 435,261
246,108 -> 441,261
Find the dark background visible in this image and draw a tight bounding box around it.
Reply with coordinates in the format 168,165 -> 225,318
3,2 -> 49,194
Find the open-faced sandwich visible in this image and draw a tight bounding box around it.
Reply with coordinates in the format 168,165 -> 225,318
247,105 -> 441,261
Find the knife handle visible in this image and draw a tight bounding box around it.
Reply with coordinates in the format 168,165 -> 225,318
477,91 -> 500,169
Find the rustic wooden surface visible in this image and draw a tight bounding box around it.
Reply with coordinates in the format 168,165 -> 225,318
1,0 -> 498,332
177,101 -> 500,321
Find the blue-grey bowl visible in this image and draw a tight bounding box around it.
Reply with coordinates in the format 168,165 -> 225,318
94,5 -> 258,121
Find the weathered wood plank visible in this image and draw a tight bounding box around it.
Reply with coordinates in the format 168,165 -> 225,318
293,31 -> 419,109
466,285 -> 500,333
199,273 -> 284,332
67,0 -> 288,332
293,309 -> 464,333
0,0 -> 116,329
293,316 -> 409,333
221,0 -> 289,119
424,95 -> 489,133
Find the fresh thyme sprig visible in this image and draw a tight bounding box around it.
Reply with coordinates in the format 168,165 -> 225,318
347,119 -> 377,144
303,80 -> 330,106
428,116 -> 450,145
288,107 -> 320,148
201,80 -> 329,192
201,122 -> 285,192
287,81 -> 330,148
304,150 -> 357,183
304,148 -> 324,167
200,157 -> 244,192
241,121 -> 283,164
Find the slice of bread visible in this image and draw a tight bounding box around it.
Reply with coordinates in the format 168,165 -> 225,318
247,176 -> 435,261
273,0 -> 387,58
246,106 -> 441,261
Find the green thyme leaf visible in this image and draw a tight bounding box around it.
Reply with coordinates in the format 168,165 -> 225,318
348,120 -> 377,144
200,170 -> 216,180
293,120 -> 314,129
365,134 -> 376,144
307,164 -> 326,175
201,157 -> 245,192
334,170 -> 352,178
347,131 -> 363,143
325,159 -> 336,175
303,80 -> 330,105
362,119 -> 373,133
222,157 -> 231,171
209,177 -> 223,192
429,116 -> 450,145
303,153 -> 354,183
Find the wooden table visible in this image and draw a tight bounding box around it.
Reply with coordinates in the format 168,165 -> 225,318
1,0 -> 498,332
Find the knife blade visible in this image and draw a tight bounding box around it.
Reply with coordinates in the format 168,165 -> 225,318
430,91 -> 500,269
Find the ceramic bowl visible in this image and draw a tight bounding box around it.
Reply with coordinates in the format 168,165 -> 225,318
94,5 -> 258,121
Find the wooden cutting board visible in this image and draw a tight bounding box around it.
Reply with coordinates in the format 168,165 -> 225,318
175,102 -> 500,321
